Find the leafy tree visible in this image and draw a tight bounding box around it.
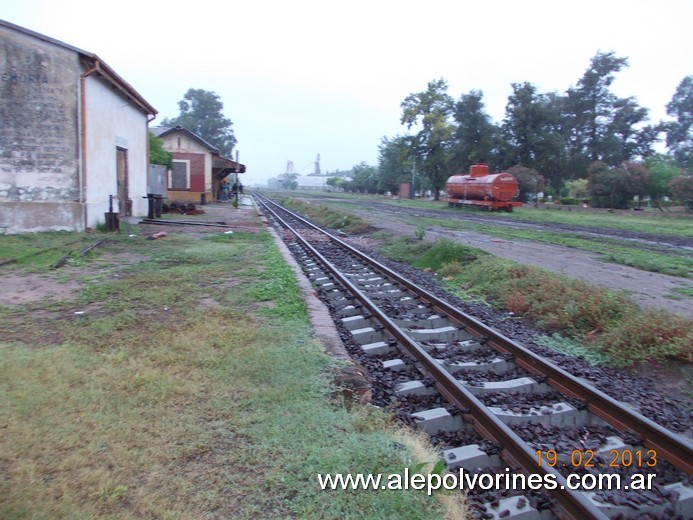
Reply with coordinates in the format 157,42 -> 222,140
602,97 -> 651,164
568,52 -> 629,163
378,135 -> 416,195
669,174 -> 693,210
506,165 -> 544,203
148,132 -> 173,169
500,84 -> 570,192
278,173 -> 298,189
644,155 -> 680,210
326,177 -> 346,190
347,162 -> 379,193
587,161 -> 645,209
664,75 -> 693,170
161,89 -> 237,156
452,90 -> 500,172
564,178 -> 589,199
501,83 -> 546,168
400,79 -> 456,200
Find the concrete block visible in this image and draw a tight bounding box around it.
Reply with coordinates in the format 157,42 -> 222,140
341,315 -> 371,331
457,339 -> 484,351
594,436 -> 632,457
368,289 -> 406,298
394,315 -> 449,329
350,327 -> 386,344
483,495 -> 547,520
443,358 -> 514,374
443,444 -> 501,471
490,402 -> 589,427
382,359 -> 407,371
411,407 -> 464,434
322,289 -> 346,300
361,341 -> 394,356
395,380 -> 436,396
334,304 -> 360,318
461,377 -> 547,395
407,326 -> 463,342
665,482 -> 693,519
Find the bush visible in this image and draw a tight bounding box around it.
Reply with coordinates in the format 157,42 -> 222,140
559,197 -> 580,205
597,310 -> 693,366
453,259 -> 693,366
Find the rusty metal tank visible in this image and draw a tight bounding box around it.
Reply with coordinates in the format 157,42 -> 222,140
445,164 -> 519,202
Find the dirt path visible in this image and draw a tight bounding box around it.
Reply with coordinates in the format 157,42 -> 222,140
345,207 -> 693,318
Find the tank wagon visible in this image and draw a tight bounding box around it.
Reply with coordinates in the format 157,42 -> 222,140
445,164 -> 522,212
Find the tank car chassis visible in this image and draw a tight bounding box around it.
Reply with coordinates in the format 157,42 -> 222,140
445,197 -> 522,212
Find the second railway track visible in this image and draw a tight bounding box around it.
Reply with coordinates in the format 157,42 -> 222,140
254,193 -> 692,520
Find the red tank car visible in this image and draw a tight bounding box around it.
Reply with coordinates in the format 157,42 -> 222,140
444,164 -> 522,212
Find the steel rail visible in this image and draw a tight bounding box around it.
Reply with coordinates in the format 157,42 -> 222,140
258,194 -> 693,476
256,195 -> 609,520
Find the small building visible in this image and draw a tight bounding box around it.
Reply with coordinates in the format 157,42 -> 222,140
296,174 -> 328,190
151,125 -> 245,203
0,19 -> 158,233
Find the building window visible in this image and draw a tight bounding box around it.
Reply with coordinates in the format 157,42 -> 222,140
169,160 -> 190,190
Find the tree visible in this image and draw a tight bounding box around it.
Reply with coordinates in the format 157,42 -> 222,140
148,132 -> 172,169
568,52 -> 629,162
602,97 -> 651,164
278,173 -> 298,189
348,162 -> 379,193
161,89 -> 237,156
326,177 -> 346,191
669,174 -> 693,210
452,90 -> 500,172
400,79 -> 456,200
644,155 -> 680,210
378,135 -> 416,195
664,75 -> 693,170
500,83 -> 567,191
587,161 -> 645,209
506,165 -> 544,203
502,83 -> 545,167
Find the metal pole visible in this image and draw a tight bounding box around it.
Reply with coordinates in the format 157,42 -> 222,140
411,154 -> 416,199
235,150 -> 239,206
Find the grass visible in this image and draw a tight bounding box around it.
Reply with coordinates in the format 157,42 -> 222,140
378,236 -> 692,368
278,197 -> 371,234
272,190 -> 693,236
0,229 -> 461,519
266,191 -> 693,277
412,216 -> 693,278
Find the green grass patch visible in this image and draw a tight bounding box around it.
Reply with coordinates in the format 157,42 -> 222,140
378,240 -> 692,368
0,229 -> 456,519
412,216 -> 693,278
279,197 -> 371,234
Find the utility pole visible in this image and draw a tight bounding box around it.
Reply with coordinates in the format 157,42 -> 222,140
235,150 -> 239,206
411,154 -> 416,199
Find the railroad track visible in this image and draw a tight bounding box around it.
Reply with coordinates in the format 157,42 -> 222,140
254,193 -> 692,520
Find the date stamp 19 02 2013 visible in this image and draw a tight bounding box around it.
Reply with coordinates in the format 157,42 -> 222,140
536,449 -> 657,469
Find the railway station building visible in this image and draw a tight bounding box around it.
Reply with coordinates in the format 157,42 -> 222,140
150,125 -> 245,203
0,19 -> 157,233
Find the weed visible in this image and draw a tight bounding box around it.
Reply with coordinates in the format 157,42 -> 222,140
98,485 -> 129,502
378,239 -> 692,368
598,310 -> 693,366
0,226 -> 455,519
280,198 -> 370,234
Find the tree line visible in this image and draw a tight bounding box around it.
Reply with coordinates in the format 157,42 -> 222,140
331,52 -> 692,209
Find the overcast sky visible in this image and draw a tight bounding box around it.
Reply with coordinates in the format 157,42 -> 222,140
3,0 -> 692,185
